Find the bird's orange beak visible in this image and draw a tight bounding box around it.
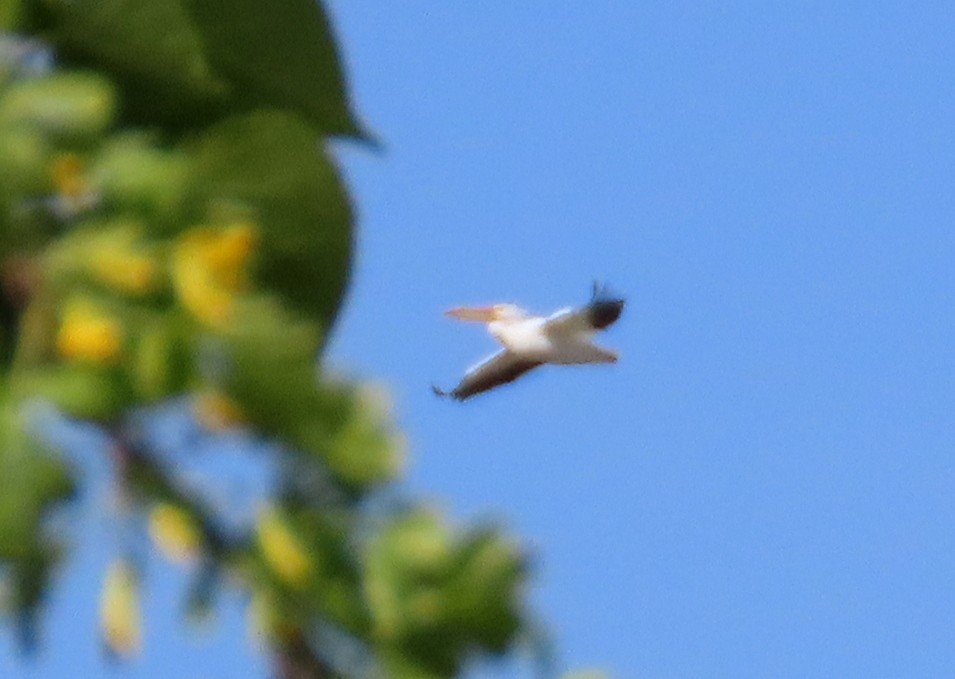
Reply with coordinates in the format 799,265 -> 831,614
445,306 -> 498,322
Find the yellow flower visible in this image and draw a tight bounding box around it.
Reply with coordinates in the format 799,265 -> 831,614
56,299 -> 123,363
193,389 -> 247,431
256,505 -> 313,589
148,503 -> 202,564
100,560 -> 141,658
172,222 -> 257,327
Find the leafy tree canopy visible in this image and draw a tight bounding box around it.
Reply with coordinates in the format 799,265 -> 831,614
0,1 -> 604,677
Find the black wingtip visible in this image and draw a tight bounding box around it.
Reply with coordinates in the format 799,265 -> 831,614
589,299 -> 624,329
588,282 -> 625,329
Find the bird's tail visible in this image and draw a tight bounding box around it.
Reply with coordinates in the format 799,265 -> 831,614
431,384 -> 449,398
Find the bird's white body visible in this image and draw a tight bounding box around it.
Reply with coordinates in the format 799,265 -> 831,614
489,315 -> 550,354
488,310 -> 616,364
435,290 -> 624,400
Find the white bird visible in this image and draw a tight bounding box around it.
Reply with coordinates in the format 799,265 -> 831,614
434,285 -> 624,400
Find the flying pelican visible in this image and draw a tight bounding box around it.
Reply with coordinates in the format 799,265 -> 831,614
433,285 -> 624,400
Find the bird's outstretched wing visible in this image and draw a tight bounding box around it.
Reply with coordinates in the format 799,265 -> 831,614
544,286 -> 624,334
433,349 -> 543,401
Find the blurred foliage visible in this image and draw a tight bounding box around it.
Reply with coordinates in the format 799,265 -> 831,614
0,1 -> 603,678
24,0 -> 367,137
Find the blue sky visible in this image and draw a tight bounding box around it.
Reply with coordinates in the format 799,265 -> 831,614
5,2 -> 955,678
328,3 -> 955,678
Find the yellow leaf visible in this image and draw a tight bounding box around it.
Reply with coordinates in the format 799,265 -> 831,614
148,503 -> 201,564
256,505 -> 313,589
100,560 -> 141,658
246,588 -> 275,648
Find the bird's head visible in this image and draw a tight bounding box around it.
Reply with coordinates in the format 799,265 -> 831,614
445,303 -> 527,323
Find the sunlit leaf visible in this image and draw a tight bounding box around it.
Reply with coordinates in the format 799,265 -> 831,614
99,559 -> 141,657
363,510 -> 527,671
89,133 -> 192,225
149,503 -> 201,564
256,504 -> 313,589
246,586 -> 276,648
0,71 -> 116,141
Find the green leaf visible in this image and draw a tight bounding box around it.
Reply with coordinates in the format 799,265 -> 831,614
183,0 -> 367,138
0,406 -> 73,560
89,133 -> 192,226
281,508 -> 370,633
445,529 -> 525,651
39,0 -> 230,124
0,0 -> 23,30
363,511 -> 456,645
211,298 -> 400,490
132,317 -> 192,402
4,545 -> 57,652
363,511 -> 527,672
15,365 -> 133,421
380,648 -> 447,679
0,71 -> 116,141
37,0 -> 367,137
0,399 -> 73,649
297,394 -> 404,490
0,125 -> 51,201
190,111 -> 353,331
212,295 -> 323,429
373,510 -> 453,581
